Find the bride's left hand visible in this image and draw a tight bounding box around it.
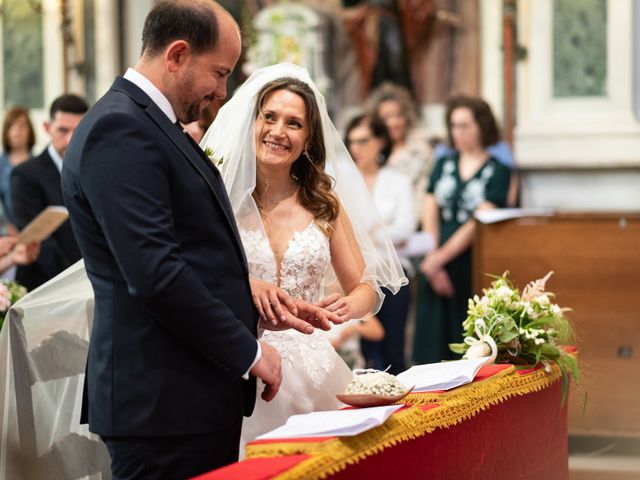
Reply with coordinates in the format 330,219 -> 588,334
316,293 -> 354,322
249,277 -> 299,326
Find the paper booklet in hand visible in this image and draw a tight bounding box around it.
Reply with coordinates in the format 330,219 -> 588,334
256,404 -> 403,440
396,357 -> 491,392
16,206 -> 69,244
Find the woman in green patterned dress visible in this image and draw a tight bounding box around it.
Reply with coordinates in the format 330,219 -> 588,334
412,96 -> 512,364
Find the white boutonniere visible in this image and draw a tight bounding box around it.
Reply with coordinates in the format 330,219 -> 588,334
203,147 -> 224,167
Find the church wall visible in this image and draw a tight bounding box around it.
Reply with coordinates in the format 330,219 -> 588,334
512,0 -> 640,211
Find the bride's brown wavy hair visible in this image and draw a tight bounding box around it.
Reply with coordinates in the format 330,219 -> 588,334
253,77 -> 340,233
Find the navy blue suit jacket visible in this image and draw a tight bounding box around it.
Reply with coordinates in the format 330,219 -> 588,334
62,77 -> 259,437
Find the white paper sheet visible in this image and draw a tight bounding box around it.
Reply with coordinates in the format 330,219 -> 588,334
474,208 -> 554,224
396,231 -> 435,258
255,404 -> 404,440
396,357 -> 491,392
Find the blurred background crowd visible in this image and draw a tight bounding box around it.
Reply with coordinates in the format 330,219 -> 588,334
0,0 -> 638,476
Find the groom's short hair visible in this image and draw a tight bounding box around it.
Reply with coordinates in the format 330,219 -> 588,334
141,0 -> 221,58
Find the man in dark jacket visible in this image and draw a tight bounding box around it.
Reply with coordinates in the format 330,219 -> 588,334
11,94 -> 87,290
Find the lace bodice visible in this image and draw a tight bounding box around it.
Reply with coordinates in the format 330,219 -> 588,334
239,219 -> 352,449
240,220 -> 341,391
240,221 -> 330,303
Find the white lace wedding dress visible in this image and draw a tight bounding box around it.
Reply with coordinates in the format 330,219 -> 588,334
240,221 -> 353,449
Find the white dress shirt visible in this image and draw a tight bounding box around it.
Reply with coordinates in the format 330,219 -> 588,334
123,68 -> 177,123
372,167 -> 415,245
48,144 -> 63,173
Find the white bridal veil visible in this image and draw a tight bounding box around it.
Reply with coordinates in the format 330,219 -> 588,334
0,261 -> 110,479
200,63 -> 407,311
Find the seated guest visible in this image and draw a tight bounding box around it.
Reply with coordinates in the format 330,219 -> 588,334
11,94 -> 88,290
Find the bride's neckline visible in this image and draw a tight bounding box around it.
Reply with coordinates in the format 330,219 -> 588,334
265,220 -> 317,286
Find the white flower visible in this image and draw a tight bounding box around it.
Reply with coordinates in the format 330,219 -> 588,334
203,147 -> 224,166
494,285 -> 514,301
474,318 -> 487,330
535,294 -> 550,306
479,296 -> 491,315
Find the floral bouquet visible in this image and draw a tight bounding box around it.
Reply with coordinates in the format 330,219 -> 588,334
0,280 -> 28,331
450,271 -> 579,399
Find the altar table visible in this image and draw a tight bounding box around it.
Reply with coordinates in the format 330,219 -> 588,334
195,364 -> 569,480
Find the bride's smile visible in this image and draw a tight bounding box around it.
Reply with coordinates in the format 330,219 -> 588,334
255,89 -> 309,169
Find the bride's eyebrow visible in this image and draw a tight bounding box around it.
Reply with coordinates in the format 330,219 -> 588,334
261,109 -> 304,123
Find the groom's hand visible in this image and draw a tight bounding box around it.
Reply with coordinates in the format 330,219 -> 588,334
250,341 -> 282,402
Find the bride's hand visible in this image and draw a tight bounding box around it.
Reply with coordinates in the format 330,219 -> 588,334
316,293 -> 354,322
260,300 -> 341,334
260,308 -> 314,334
249,277 -> 298,326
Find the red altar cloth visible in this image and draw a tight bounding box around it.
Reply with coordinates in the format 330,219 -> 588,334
195,365 -> 568,480
329,380 -> 567,479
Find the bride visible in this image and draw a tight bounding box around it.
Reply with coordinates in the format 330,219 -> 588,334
200,63 -> 407,446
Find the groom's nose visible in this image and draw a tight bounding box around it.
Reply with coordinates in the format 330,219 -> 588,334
214,81 -> 227,100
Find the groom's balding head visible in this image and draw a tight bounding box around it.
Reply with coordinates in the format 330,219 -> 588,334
137,0 -> 241,124
141,0 -> 237,59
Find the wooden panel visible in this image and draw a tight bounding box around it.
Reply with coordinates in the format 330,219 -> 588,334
473,213 -> 640,437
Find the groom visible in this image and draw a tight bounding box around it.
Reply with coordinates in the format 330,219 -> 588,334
62,1 -> 290,478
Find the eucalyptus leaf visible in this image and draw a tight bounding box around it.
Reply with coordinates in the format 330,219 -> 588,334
449,343 -> 468,354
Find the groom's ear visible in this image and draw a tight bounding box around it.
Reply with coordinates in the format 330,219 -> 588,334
165,40 -> 191,73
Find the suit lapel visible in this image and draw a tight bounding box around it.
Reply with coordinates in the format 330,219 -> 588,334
180,129 -> 249,268
111,78 -> 249,273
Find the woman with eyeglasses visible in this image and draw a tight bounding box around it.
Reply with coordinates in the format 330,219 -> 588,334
412,96 -> 512,365
345,113 -> 415,374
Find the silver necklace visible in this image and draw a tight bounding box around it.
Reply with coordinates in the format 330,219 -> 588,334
264,185 -> 299,205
